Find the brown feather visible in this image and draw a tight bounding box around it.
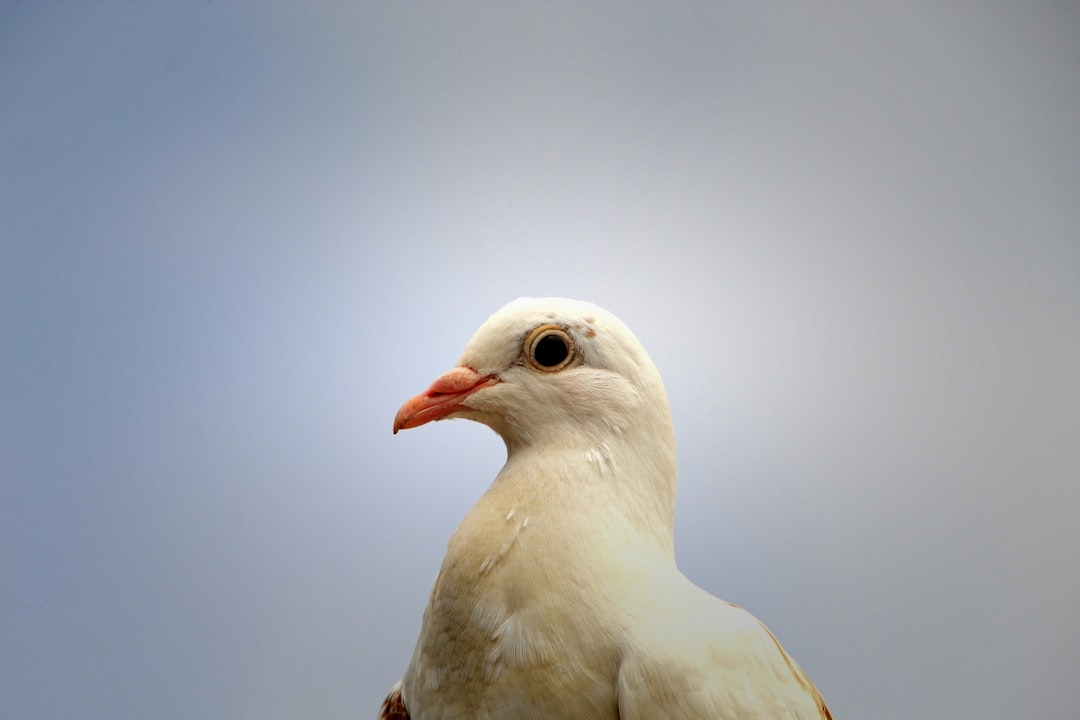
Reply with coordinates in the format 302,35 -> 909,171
378,687 -> 409,720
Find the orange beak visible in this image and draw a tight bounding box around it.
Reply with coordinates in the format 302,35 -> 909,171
393,366 -> 499,434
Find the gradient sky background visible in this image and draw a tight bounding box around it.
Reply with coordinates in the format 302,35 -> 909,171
3,2 -> 1079,719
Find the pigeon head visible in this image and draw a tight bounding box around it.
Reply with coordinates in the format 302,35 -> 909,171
393,297 -> 675,455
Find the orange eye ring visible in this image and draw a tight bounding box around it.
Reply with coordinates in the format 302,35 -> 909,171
524,324 -> 576,372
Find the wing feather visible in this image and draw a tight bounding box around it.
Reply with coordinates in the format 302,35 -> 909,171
378,681 -> 410,720
616,599 -> 831,720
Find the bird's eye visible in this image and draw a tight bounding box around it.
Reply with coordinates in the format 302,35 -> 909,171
524,325 -> 576,372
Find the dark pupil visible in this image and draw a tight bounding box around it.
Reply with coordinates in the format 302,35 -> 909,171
533,333 -> 569,367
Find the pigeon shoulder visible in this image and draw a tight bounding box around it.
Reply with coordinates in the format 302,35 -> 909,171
615,578 -> 831,720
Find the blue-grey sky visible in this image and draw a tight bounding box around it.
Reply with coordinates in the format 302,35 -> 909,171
3,3 -> 1079,719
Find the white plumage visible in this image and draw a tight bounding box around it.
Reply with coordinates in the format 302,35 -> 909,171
380,297 -> 830,720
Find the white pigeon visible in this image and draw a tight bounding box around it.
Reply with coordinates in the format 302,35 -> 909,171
380,297 -> 831,720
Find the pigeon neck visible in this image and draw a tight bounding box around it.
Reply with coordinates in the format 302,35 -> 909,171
498,423 -> 678,558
